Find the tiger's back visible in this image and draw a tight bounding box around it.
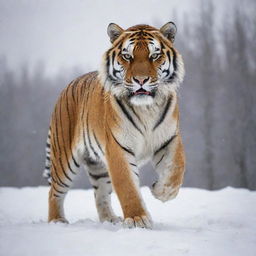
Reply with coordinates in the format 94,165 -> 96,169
44,71 -> 107,183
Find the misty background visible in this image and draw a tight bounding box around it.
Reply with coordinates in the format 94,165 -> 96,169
0,0 -> 255,190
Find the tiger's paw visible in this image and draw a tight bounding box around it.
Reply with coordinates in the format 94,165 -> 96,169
151,182 -> 180,202
49,217 -> 69,224
100,215 -> 122,224
123,215 -> 153,229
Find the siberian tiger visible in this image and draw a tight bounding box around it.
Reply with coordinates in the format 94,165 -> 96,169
43,22 -> 185,229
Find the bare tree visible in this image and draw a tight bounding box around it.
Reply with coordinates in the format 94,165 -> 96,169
196,1 -> 216,189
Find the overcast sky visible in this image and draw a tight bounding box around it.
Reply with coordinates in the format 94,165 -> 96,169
0,0 -> 252,76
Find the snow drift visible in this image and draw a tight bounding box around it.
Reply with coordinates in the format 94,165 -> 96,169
0,186 -> 255,256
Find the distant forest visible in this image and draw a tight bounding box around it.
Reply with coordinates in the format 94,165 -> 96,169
0,2 -> 255,189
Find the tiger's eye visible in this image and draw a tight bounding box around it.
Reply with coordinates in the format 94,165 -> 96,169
151,53 -> 160,60
122,54 -> 132,60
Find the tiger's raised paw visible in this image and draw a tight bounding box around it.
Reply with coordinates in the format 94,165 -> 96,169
151,182 -> 180,202
123,216 -> 152,229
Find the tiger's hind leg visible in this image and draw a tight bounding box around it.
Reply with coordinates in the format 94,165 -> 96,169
86,162 -> 121,224
46,84 -> 82,223
48,157 -> 79,223
48,186 -> 69,223
47,137 -> 81,223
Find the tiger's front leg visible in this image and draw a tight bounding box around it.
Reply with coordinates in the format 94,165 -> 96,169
151,133 -> 185,202
105,131 -> 152,229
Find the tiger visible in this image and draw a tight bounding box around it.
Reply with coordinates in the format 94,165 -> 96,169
43,22 -> 185,229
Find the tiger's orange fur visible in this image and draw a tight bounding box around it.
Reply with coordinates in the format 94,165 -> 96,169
44,22 -> 185,228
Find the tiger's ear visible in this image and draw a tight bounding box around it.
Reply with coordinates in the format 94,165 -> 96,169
160,22 -> 177,43
107,23 -> 124,43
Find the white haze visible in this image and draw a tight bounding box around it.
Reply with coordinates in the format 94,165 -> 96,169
0,0 -> 247,77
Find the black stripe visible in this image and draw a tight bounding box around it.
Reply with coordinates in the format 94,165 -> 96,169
84,156 -> 99,166
163,50 -> 172,79
59,159 -> 73,182
72,156 -> 80,168
89,172 -> 109,180
143,32 -> 154,38
65,89 -> 80,169
52,109 -> 63,181
167,50 -> 171,64
55,178 -> 69,189
83,125 -> 89,155
59,95 -> 76,175
130,163 -> 137,167
52,162 -> 70,188
111,51 -> 121,78
54,108 -> 61,152
46,156 -> 50,161
93,131 -> 104,155
81,103 -> 89,156
51,175 -> 66,189
154,135 -> 177,155
153,96 -> 172,130
171,47 -> 177,71
50,175 -> 56,183
71,80 -> 79,104
46,142 -> 50,148
67,160 -> 77,175
113,67 -> 121,78
127,104 -> 146,130
156,154 -> 165,166
160,42 -> 165,50
76,81 -> 80,104
92,185 -> 98,190
128,34 -> 137,39
112,51 -> 116,67
106,180 -> 111,184
53,193 -> 60,198
106,55 -> 110,68
108,73 -> 118,83
117,42 -> 123,50
115,98 -> 143,135
81,92 -> 87,121
133,171 -> 139,177
110,130 -> 135,156
87,115 -> 99,158
50,138 -> 56,159
82,76 -> 95,156
79,78 -> 84,102
45,165 -> 50,170
106,52 -> 118,82
52,184 -> 66,194
167,48 -> 178,82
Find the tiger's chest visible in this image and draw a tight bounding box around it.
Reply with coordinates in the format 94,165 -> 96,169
115,100 -> 177,165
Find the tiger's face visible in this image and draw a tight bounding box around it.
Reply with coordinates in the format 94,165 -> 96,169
100,22 -> 184,106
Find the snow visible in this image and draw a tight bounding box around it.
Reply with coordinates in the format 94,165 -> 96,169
0,186 -> 255,256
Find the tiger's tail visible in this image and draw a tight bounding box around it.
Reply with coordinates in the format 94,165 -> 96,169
43,128 -> 52,185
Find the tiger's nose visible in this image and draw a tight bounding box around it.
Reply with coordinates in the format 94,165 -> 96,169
133,76 -> 150,85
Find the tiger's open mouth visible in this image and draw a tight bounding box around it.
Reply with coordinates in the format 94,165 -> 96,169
132,88 -> 152,96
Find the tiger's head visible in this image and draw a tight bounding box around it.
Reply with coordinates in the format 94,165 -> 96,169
99,22 -> 185,106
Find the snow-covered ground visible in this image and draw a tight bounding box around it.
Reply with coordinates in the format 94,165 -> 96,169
0,186 -> 255,256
